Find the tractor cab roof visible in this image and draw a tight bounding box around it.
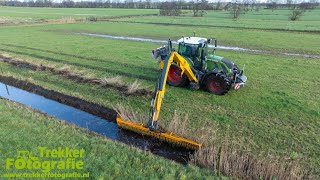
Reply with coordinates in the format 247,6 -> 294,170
177,37 -> 207,45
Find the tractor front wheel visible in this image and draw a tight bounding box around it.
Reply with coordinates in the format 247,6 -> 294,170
205,74 -> 231,95
167,64 -> 188,87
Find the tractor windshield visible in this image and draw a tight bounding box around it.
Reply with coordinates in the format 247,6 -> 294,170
178,44 -> 199,59
178,43 -> 207,70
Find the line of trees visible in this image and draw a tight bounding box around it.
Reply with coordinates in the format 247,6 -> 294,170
2,0 -> 318,10
0,0 -> 158,8
224,0 -> 319,20
0,0 -> 319,20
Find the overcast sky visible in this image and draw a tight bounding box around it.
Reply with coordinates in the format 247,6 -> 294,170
49,0 -> 314,2
10,0 -> 299,2
15,0 -> 317,3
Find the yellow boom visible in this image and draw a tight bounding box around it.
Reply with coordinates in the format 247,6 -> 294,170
149,52 -> 198,129
116,51 -> 202,150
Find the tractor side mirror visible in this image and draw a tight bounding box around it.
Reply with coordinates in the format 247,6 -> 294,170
208,38 -> 217,48
198,42 -> 206,48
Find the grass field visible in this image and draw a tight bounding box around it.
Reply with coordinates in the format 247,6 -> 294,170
0,7 -> 320,178
67,22 -> 320,54
114,9 -> 320,31
0,6 -> 158,19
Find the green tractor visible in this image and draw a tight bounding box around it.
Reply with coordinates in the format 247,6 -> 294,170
152,36 -> 247,95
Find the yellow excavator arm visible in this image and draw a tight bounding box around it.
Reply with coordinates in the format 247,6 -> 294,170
116,47 -> 202,150
148,51 -> 198,130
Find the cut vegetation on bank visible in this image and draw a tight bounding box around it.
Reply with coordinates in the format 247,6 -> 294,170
0,54 -> 152,96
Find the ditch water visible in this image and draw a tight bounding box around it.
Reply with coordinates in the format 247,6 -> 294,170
0,82 -> 191,163
78,33 -> 320,59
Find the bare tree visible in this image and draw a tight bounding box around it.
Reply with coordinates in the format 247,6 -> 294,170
160,2 -> 181,16
286,0 -> 293,9
289,6 -> 305,21
267,0 -> 277,11
230,1 -> 245,19
192,0 -> 209,17
214,0 -> 223,10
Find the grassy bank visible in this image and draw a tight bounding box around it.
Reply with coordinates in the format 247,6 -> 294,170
0,99 -> 218,179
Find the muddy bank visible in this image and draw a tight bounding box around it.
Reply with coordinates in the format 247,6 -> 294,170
0,17 -> 85,27
96,14 -> 158,20
0,14 -> 157,26
0,18 -> 42,26
78,33 -> 320,59
0,54 -> 153,97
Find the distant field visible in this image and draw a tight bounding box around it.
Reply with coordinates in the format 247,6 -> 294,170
54,21 -> 320,54
114,9 -> 320,31
0,6 -> 158,19
183,9 -> 320,21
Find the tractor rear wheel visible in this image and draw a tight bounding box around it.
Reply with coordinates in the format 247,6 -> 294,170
167,64 -> 188,87
205,74 -> 231,95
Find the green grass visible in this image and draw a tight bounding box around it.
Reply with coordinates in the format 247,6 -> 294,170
0,22 -> 319,175
68,21 -> 320,54
114,9 -> 320,31
203,9 -> 320,21
0,99 -> 219,179
1,21 -> 319,56
0,8 -> 319,177
0,6 -> 158,19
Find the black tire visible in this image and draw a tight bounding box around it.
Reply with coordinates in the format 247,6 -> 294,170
167,64 -> 188,87
205,74 -> 231,95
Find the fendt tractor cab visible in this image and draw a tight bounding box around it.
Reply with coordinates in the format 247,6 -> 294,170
152,36 -> 247,95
